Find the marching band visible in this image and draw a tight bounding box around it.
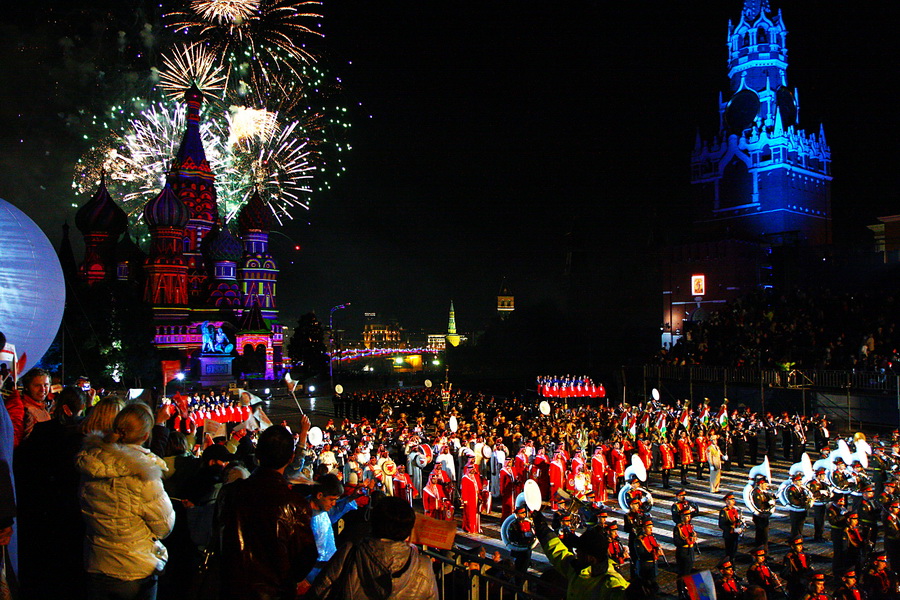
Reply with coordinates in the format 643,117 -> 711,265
297,386 -> 900,597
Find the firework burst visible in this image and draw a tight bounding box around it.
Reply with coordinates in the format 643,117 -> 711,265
222,118 -> 315,223
156,43 -> 229,101
191,0 -> 259,25
168,0 -> 323,72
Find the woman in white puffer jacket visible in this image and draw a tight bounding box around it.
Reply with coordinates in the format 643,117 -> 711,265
77,402 -> 175,600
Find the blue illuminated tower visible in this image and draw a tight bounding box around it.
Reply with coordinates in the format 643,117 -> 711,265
691,0 -> 832,245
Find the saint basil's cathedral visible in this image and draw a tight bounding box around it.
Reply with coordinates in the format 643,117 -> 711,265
69,86 -> 283,385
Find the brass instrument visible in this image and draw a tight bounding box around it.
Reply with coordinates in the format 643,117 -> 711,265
618,455 -> 654,512
778,453 -> 815,511
743,457 -> 772,515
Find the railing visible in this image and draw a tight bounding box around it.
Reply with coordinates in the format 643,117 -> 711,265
422,546 -> 565,600
645,364 -> 899,393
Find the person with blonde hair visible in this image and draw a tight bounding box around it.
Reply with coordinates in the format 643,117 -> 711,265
80,397 -> 124,435
77,402 -> 175,600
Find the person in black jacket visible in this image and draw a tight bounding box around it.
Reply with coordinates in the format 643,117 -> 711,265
218,420 -> 318,600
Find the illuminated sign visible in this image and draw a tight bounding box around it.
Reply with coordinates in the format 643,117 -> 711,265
691,275 -> 706,296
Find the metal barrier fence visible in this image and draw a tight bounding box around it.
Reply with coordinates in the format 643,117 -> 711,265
644,364 -> 900,393
640,364 -> 900,432
421,546 -> 565,600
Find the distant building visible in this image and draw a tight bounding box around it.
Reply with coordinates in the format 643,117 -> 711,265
497,280 -> 514,318
362,316 -> 403,349
427,334 -> 446,351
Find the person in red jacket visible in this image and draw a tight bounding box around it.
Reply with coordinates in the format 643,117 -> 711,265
659,437 -> 676,489
610,441 -> 627,493
590,447 -> 608,504
677,430 -> 695,486
499,457 -> 517,519
694,429 -> 710,480
460,460 -> 483,534
549,451 -> 567,510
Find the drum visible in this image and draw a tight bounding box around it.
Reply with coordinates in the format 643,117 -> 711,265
416,444 -> 433,468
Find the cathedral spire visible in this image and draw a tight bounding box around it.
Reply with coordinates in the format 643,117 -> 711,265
171,85 -> 219,303
743,0 -> 771,19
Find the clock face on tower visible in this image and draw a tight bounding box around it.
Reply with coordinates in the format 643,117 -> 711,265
725,89 -> 760,133
776,86 -> 797,128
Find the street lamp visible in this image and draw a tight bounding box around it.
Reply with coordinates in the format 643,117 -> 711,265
329,303 -> 350,392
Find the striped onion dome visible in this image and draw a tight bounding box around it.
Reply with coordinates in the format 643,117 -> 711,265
143,182 -> 190,228
75,175 -> 127,235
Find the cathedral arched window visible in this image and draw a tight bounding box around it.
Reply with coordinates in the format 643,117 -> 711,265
757,28 -> 768,44
760,145 -> 772,162
742,33 -> 749,48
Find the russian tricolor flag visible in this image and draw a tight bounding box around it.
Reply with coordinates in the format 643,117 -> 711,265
681,570 -> 717,600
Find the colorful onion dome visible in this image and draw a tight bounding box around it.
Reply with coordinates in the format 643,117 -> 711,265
75,174 -> 128,235
205,224 -> 243,262
143,182 -> 190,228
115,228 -> 145,263
238,189 -> 273,234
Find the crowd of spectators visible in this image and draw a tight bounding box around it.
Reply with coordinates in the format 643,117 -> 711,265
657,289 -> 900,371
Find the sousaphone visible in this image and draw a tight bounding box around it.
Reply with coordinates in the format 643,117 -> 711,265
618,455 -> 653,512
777,453 -> 814,511
501,481 -> 542,552
743,457 -> 772,515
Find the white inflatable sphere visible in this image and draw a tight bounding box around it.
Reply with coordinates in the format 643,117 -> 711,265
0,199 -> 65,368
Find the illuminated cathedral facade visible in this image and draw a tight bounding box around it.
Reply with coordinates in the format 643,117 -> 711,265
73,87 -> 283,384
663,0 -> 833,346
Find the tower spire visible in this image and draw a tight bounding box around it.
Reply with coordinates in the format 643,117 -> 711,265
170,84 -> 219,303
743,0 -> 771,19
446,301 -> 461,347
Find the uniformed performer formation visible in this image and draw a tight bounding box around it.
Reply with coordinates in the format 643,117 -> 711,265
300,385 -> 900,596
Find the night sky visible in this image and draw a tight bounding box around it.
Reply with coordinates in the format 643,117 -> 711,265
1,1 -> 898,340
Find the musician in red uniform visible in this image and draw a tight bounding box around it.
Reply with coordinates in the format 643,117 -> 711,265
636,437 -> 653,478
422,469 -> 451,520
676,430 -> 695,486
513,447 -> 529,483
694,429 -> 710,480
885,501 -> 900,575
714,560 -> 744,600
590,447 -> 608,504
659,437 -> 676,489
549,452 -> 566,509
862,554 -> 895,600
802,573 -> 828,600
530,447 -> 551,499
391,464 -> 417,507
673,507 -> 697,576
782,535 -> 812,600
609,441 -> 626,492
460,460 -> 483,534
634,519 -> 660,584
845,512 -> 866,574
499,457 -> 517,519
834,568 -> 863,600
606,522 -> 628,570
746,546 -> 780,597
719,492 -> 742,562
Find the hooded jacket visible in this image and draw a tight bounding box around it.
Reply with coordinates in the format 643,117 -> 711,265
310,537 -> 438,600
76,435 -> 175,580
